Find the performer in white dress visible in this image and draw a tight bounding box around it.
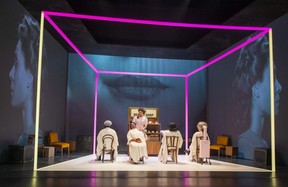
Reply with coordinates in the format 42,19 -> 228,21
96,120 -> 119,161
132,107 -> 148,131
127,121 -> 148,164
158,122 -> 183,163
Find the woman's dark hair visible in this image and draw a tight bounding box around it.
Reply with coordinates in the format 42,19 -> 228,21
18,14 -> 47,97
232,34 -> 269,130
138,107 -> 146,114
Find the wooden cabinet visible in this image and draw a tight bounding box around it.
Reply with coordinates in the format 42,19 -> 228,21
128,107 -> 161,155
146,123 -> 161,155
225,146 -> 238,158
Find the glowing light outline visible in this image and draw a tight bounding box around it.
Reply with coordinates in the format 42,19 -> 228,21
93,74 -> 99,154
34,11 -> 275,171
44,11 -> 269,31
34,11 -> 45,171
269,30 -> 276,172
43,14 -> 98,73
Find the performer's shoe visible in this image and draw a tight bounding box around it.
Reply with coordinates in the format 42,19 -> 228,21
128,158 -> 137,164
97,156 -> 101,161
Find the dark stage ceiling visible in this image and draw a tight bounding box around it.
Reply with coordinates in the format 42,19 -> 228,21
19,0 -> 288,60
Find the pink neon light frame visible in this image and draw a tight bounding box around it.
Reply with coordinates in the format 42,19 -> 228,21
42,11 -> 271,153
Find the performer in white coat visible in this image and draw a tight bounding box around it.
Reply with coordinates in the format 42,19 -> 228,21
132,107 -> 148,131
158,122 -> 183,163
127,121 -> 148,164
96,120 -> 119,161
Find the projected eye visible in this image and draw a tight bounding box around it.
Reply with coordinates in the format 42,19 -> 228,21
102,75 -> 169,100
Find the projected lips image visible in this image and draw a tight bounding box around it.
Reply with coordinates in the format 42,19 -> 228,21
102,75 -> 169,100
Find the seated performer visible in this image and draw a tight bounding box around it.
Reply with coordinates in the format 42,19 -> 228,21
188,121 -> 210,162
158,122 -> 183,163
127,121 -> 148,164
96,120 -> 119,161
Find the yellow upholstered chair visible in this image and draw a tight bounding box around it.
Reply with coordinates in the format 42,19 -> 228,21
210,135 -> 229,157
48,132 -> 70,156
166,136 -> 179,164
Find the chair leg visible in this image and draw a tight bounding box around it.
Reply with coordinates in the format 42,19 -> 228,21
175,152 -> 178,164
102,148 -> 105,163
110,150 -> 114,162
218,149 -> 220,157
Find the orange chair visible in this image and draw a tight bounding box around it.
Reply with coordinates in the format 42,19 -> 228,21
210,135 -> 229,157
48,132 -> 70,156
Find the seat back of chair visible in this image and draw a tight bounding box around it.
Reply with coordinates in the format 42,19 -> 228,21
48,132 -> 59,144
102,134 -> 114,150
199,139 -> 210,158
166,136 -> 179,150
216,135 -> 228,146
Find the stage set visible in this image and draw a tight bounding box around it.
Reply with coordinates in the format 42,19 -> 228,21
33,11 -> 275,172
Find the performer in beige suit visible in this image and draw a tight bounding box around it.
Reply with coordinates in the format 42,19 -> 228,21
96,120 -> 119,161
127,121 -> 148,164
158,122 -> 183,163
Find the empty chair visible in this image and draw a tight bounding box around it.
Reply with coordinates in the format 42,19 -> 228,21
48,132 -> 70,156
210,135 -> 229,157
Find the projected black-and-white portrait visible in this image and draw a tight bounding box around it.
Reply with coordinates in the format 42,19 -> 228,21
233,35 -> 282,159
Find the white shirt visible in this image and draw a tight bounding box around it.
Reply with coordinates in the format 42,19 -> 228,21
132,115 -> 148,131
127,128 -> 148,162
96,127 -> 119,158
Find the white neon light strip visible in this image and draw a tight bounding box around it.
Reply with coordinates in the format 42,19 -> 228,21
269,30 -> 276,172
34,12 -> 45,170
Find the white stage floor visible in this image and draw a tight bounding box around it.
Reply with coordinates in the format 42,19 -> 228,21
38,154 -> 269,172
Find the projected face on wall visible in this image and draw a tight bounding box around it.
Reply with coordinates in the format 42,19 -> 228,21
233,35 -> 282,159
9,40 -> 32,107
255,64 -> 282,115
8,14 -> 44,145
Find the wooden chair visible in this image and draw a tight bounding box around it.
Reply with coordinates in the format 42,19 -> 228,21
210,135 -> 229,157
101,134 -> 115,163
166,136 -> 179,164
48,132 -> 70,156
